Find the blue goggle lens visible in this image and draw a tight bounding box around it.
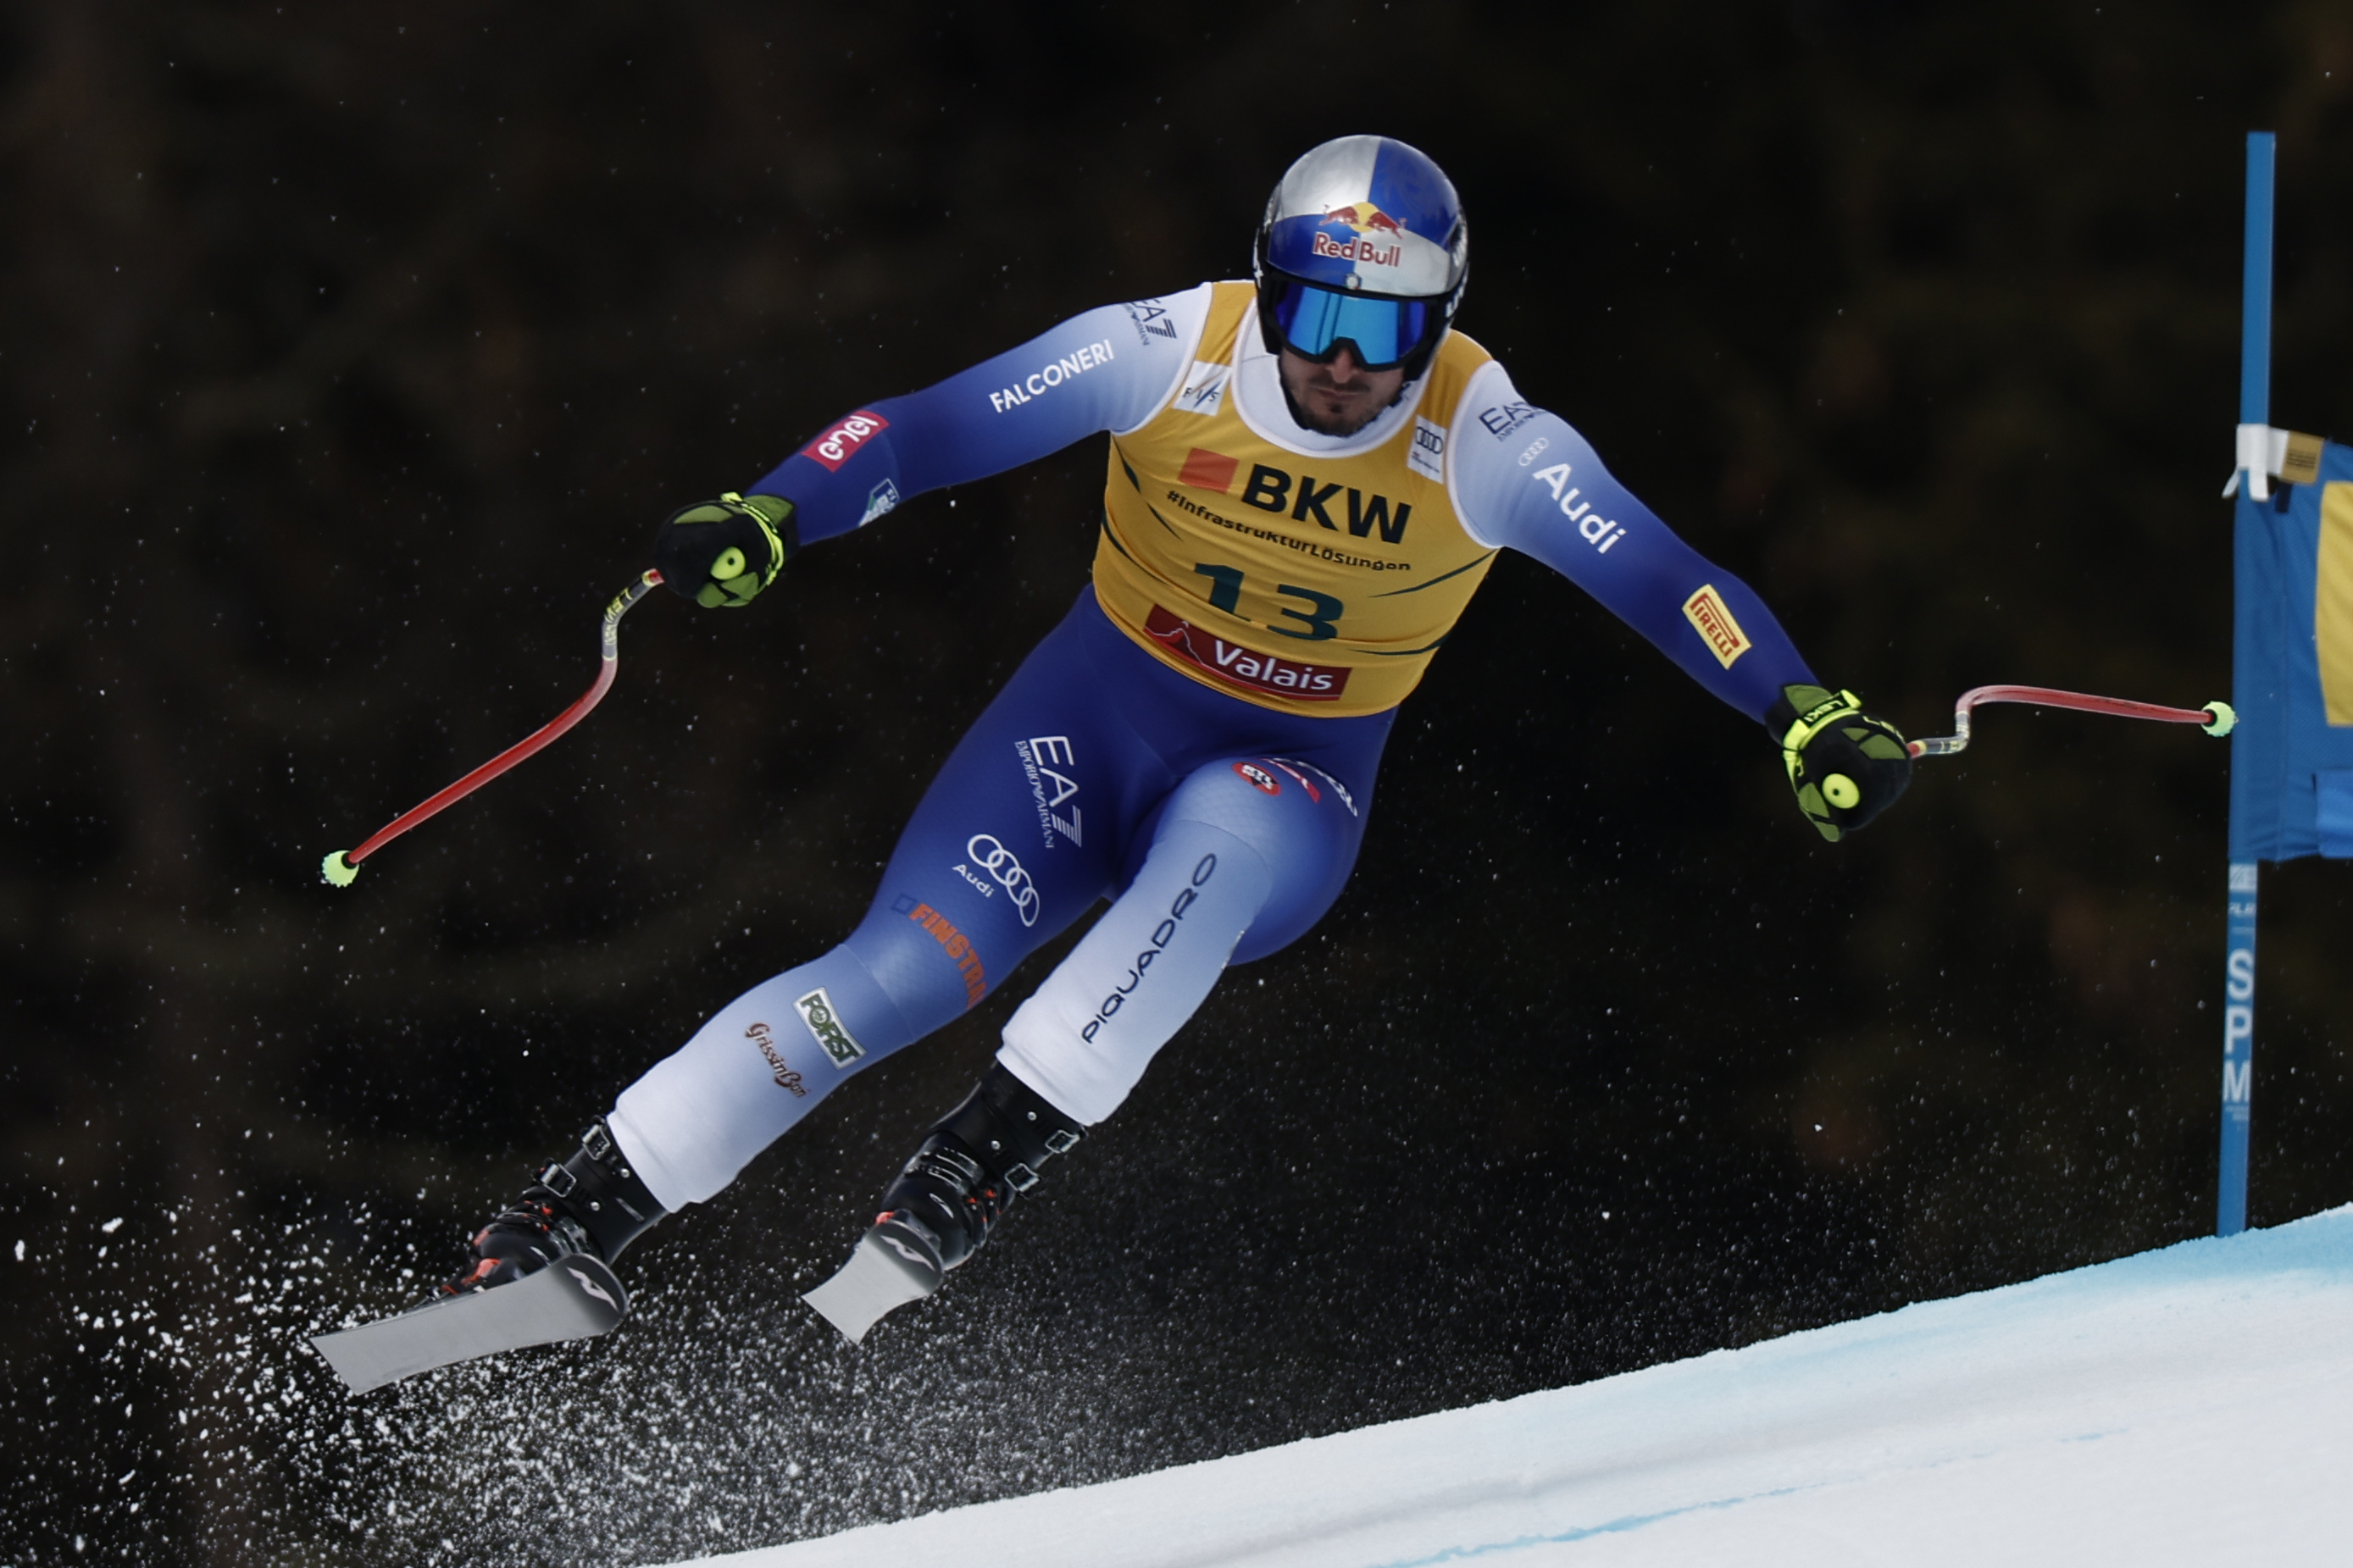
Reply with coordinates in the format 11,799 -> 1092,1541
1268,282 -> 1432,370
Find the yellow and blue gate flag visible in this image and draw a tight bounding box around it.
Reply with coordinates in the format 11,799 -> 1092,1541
2230,432 -> 2353,858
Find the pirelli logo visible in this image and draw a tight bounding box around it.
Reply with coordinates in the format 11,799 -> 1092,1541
1682,585 -> 1751,668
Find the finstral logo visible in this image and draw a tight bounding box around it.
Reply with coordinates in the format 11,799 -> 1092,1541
801,411 -> 889,471
746,1021 -> 808,1095
891,897 -> 988,1009
794,987 -> 867,1067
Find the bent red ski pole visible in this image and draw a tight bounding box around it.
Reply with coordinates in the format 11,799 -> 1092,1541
320,570 -> 663,886
1907,684 -> 2236,759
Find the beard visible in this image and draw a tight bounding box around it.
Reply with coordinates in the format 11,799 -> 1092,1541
1278,369 -> 1405,437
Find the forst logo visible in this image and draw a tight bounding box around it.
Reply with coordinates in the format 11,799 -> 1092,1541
1312,203 -> 1406,269
800,410 -> 889,472
794,987 -> 868,1067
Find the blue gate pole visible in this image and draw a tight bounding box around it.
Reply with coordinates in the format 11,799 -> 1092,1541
2218,863 -> 2257,1233
2218,129 -> 2274,1238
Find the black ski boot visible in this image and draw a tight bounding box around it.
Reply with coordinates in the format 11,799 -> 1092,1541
441,1119 -> 668,1297
803,1063 -> 1084,1341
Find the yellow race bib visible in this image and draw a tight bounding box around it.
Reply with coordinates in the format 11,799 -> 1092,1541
1093,282 -> 1498,717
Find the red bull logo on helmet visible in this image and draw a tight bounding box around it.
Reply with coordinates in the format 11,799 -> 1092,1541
1312,202 -> 1406,269
1324,203 -> 1406,235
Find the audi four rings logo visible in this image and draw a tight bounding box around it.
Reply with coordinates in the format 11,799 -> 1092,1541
966,834 -> 1041,927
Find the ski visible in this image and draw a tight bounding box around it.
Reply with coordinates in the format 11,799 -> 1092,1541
310,1255 -> 629,1393
802,1226 -> 942,1344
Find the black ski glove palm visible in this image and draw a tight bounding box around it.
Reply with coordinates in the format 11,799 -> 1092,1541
1769,684 -> 1912,842
652,491 -> 798,608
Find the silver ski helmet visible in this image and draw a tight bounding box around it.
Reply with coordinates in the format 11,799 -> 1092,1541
1252,135 -> 1468,381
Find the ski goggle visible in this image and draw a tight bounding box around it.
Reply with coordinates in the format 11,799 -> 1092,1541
1264,278 -> 1438,370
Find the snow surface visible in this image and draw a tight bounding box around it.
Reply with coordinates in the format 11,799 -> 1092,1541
663,1205 -> 2353,1568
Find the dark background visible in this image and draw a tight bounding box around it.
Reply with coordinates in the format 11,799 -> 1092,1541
5,2 -> 2352,1564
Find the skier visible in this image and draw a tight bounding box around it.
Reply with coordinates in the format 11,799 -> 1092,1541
445,135 -> 1912,1340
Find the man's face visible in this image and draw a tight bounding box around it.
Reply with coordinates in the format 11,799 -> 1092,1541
1278,342 -> 1406,437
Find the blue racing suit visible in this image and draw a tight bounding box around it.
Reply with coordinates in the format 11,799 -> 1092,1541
607,282 -> 1815,1211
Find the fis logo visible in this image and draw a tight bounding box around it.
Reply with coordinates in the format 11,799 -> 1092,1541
859,479 -> 900,526
1174,362 -> 1230,416
794,988 -> 867,1067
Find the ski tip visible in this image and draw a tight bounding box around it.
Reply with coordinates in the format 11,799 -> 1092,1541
802,1230 -> 941,1345
309,1328 -> 402,1396
308,1256 -> 630,1395
320,850 -> 359,888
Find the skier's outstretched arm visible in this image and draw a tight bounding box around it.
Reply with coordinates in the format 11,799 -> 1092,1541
1449,363 -> 1910,839
752,285 -> 1214,540
649,287 -> 1216,605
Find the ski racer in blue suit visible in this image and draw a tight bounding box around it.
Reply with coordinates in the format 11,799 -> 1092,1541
446,136 -> 1913,1341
